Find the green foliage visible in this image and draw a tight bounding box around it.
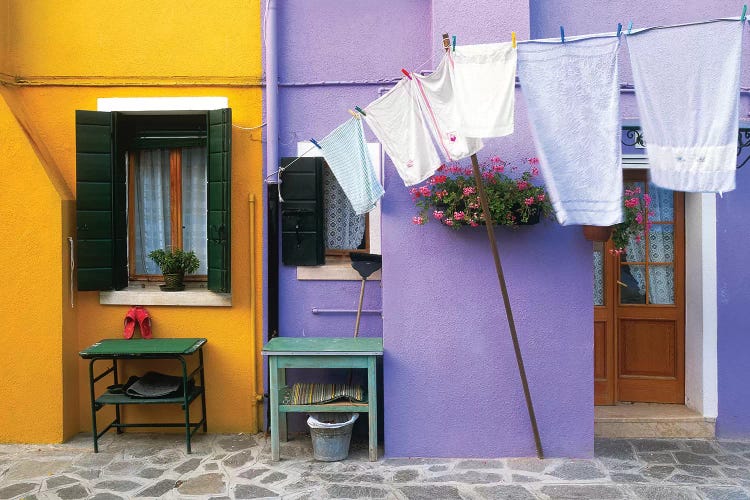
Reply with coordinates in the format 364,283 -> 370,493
410,156 -> 553,229
148,248 -> 200,275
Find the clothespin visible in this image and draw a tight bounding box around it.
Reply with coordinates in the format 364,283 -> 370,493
512,32 -> 517,48
442,33 -> 451,53
401,68 -> 412,80
354,106 -> 367,116
310,138 -> 322,150
617,23 -> 622,37
452,35 -> 456,52
742,5 -> 747,22
560,26 -> 565,43
627,21 -> 633,35
348,109 -> 359,119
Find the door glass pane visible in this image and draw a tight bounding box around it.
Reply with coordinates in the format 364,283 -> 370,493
649,265 -> 675,304
649,225 -> 674,263
593,242 -> 604,306
623,234 -> 646,263
620,264 -> 646,304
649,182 -> 674,222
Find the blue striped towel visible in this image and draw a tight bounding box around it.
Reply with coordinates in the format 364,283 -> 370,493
320,118 -> 385,215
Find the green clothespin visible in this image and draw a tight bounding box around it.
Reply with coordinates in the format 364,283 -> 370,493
627,21 -> 633,35
742,5 -> 747,23
452,35 -> 456,52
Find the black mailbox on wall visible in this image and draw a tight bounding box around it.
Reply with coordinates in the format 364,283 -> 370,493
280,157 -> 325,266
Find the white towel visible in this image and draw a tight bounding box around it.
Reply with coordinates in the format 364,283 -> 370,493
517,36 -> 623,226
412,54 -> 484,161
320,117 -> 384,215
627,20 -> 743,193
452,42 -> 517,138
364,78 -> 442,186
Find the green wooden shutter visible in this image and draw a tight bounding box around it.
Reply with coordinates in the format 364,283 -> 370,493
75,110 -> 127,291
207,108 -> 232,292
280,157 -> 325,266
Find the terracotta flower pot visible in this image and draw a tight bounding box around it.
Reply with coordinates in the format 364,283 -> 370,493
582,225 -> 613,242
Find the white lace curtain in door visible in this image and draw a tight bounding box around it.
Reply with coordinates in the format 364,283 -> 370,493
625,183 -> 675,304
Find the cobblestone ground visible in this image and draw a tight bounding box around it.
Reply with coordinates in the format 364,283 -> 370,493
1,434 -> 749,499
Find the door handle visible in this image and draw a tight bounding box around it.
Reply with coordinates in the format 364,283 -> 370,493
617,280 -> 628,288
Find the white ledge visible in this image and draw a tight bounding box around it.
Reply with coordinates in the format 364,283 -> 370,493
100,285 -> 232,307
297,261 -> 381,281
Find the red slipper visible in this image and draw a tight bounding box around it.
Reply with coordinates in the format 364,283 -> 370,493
134,306 -> 152,339
123,307 -> 138,339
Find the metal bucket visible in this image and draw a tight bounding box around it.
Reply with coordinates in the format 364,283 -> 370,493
307,413 -> 359,461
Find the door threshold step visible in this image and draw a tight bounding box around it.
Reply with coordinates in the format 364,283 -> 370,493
594,403 -> 715,438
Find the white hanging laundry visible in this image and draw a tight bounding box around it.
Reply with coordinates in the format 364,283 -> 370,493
319,117 -> 384,215
363,78 -> 442,186
517,35 -> 623,226
627,20 -> 743,193
451,42 -> 517,138
412,53 -> 484,161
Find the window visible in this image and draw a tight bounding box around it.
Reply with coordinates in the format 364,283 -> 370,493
279,142 -> 381,280
75,107 -> 231,292
128,147 -> 208,279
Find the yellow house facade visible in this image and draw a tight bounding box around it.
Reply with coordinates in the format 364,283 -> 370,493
0,0 -> 264,443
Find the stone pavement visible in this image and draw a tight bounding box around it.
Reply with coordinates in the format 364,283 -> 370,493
1,433 -> 750,499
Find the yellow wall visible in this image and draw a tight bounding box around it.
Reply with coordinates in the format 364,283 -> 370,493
0,95 -> 70,442
1,0 -> 264,442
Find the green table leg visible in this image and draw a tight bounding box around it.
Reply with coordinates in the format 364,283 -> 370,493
278,364 -> 287,443
269,356 -> 280,461
368,355 -> 378,461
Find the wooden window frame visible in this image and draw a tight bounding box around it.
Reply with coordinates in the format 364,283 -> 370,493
127,149 -> 208,282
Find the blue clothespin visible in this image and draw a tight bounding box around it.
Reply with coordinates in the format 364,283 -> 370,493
617,23 -> 622,37
742,5 -> 747,22
310,138 -> 322,150
560,26 -> 565,43
354,106 -> 367,117
452,35 -> 456,52
627,21 -> 633,35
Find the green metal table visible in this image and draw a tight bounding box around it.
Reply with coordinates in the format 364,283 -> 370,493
79,338 -> 207,453
262,337 -> 383,461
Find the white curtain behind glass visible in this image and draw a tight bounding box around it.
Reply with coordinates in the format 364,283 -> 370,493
324,166 -> 365,250
625,183 -> 674,304
182,147 -> 208,274
134,149 -> 171,275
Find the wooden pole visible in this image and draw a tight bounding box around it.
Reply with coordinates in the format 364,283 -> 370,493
441,33 -> 543,458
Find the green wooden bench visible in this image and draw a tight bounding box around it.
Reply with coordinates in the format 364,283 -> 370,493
79,338 -> 207,453
262,337 -> 383,461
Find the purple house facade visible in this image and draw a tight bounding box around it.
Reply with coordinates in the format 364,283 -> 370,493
263,0 -> 750,458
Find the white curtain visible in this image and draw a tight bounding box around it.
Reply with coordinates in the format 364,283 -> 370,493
624,182 -> 674,304
134,149 -> 171,275
133,146 -> 207,276
324,166 -> 365,250
181,147 -> 208,274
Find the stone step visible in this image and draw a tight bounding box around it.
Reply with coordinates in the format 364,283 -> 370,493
595,403 -> 715,438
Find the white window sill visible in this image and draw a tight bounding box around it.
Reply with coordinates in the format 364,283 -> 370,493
296,260 -> 381,281
99,284 -> 232,307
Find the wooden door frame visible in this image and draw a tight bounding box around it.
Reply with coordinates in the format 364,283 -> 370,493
595,170 -> 685,405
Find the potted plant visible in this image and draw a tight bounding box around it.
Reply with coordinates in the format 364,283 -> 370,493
148,247 -> 200,291
410,156 -> 553,229
610,186 -> 654,256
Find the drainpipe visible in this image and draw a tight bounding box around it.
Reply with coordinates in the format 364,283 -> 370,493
266,0 -> 279,183
263,0 -> 280,434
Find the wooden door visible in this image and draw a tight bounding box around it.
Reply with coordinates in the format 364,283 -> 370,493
594,170 -> 685,404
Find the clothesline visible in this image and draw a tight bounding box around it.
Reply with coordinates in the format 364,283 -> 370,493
274,13 -> 746,228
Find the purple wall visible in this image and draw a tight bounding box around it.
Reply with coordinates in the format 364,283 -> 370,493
270,0 -> 750,458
